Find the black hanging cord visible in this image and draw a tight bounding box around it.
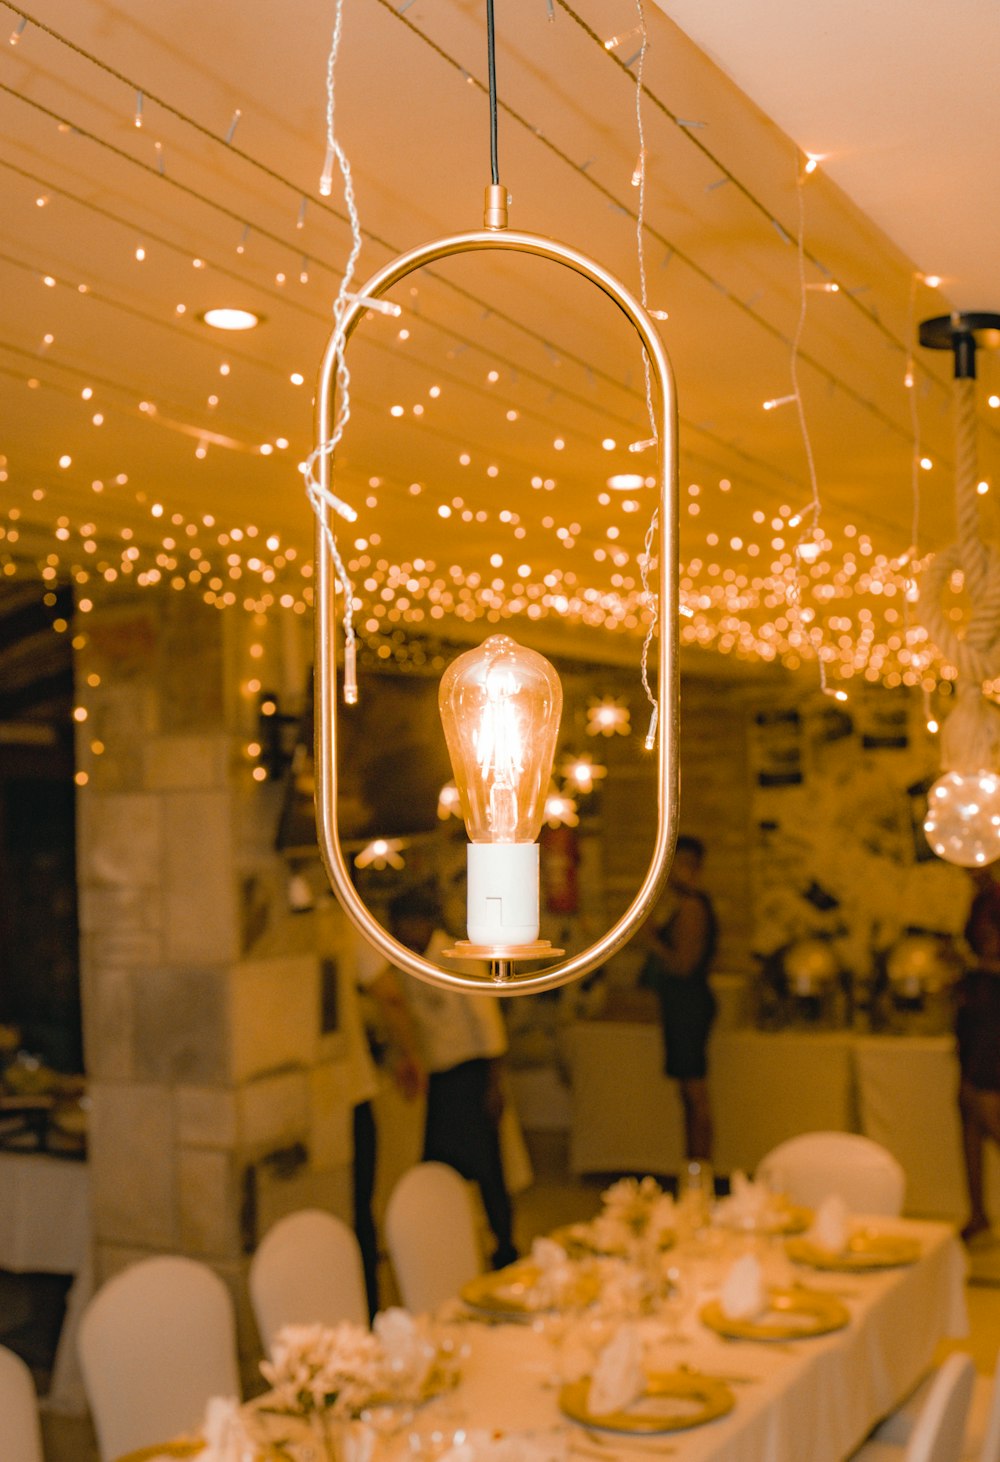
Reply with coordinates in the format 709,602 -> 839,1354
486,0 -> 499,184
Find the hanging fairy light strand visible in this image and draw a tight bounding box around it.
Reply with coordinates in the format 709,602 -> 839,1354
630,0 -> 660,752
304,0 -> 364,704
786,155 -> 844,700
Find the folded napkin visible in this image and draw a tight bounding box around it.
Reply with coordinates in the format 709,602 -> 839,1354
196,1396 -> 245,1462
808,1194 -> 850,1253
586,1323 -> 644,1416
719,1254 -> 767,1321
529,1236 -> 578,1307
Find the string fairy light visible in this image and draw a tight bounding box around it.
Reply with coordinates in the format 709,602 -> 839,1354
4,0 -> 940,455
0,1 -> 959,702
303,0 -> 364,703
374,0 -> 931,444
783,152 -> 842,700
619,0 -> 662,752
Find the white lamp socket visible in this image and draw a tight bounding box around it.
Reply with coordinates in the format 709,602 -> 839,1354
466,842 -> 540,946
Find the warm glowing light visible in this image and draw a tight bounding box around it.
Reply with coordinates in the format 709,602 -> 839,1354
544,791 -> 579,829
607,473 -> 644,491
560,755 -> 607,795
354,837 -> 406,871
439,635 -> 562,946
924,770 -> 1000,867
437,783 -> 462,821
587,696 -> 630,737
200,308 -> 261,331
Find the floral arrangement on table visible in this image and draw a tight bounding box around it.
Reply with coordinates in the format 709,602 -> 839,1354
251,1311 -> 453,1461
591,1176 -> 676,1252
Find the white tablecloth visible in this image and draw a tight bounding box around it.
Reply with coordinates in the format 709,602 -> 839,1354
854,1036 -> 1000,1222
448,1219 -> 966,1462
0,1152 -> 91,1414
569,1026 -> 856,1181
566,1023 -> 997,1220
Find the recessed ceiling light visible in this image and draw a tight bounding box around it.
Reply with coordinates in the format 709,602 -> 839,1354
198,307 -> 262,331
606,473 -> 644,491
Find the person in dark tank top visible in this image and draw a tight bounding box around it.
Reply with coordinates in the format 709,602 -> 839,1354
638,835 -> 718,1162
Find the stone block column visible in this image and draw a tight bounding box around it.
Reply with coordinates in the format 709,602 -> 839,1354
75,592 -> 355,1386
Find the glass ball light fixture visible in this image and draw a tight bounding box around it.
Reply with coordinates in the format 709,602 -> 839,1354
923,770 -> 1000,867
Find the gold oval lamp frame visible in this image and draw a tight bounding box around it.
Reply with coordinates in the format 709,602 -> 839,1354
315,215 -> 680,994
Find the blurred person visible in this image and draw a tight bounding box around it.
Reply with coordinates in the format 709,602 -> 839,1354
957,861 -> 1000,1244
638,835 -> 718,1161
338,911 -> 426,1316
386,886 -> 518,1269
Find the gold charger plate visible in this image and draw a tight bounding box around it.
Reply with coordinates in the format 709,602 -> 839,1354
785,1232 -> 922,1271
560,1369 -> 734,1434
114,1444 -> 203,1462
550,1222 -> 675,1257
763,1204 -> 812,1236
700,1287 -> 850,1341
460,1260 -> 598,1317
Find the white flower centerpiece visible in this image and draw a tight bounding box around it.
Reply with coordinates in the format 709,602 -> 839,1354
594,1176 -> 676,1254
255,1312 -> 447,1462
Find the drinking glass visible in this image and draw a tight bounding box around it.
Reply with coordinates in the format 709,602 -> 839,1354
680,1160 -> 715,1236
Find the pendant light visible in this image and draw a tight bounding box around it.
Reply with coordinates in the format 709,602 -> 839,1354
313,2 -> 680,991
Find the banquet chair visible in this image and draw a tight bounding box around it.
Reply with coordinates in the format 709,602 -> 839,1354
385,1162 -> 482,1314
0,1344 -> 44,1462
78,1254 -> 240,1462
250,1208 -> 368,1353
850,1352 -> 976,1462
871,1350 -> 1000,1462
756,1131 -> 906,1215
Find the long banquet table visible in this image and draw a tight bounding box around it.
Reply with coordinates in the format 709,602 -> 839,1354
125,1216 -> 967,1462
441,1218 -> 967,1462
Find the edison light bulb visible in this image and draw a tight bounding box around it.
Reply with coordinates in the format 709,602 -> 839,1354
439,634 -> 562,946
923,770 -> 1000,867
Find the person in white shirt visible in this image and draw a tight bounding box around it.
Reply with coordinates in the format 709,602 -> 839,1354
386,886 -> 518,1270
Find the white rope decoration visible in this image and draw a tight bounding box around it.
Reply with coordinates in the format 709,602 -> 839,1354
919,376 -> 1000,770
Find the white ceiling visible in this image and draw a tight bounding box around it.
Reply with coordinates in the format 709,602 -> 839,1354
1,0 -> 998,687
659,0 -> 1000,312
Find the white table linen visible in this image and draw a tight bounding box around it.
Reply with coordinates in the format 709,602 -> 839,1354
0,1152 -> 91,1415
566,1023 -> 1000,1221
443,1219 -> 966,1462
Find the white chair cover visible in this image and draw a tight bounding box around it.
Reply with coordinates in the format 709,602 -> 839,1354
853,1354 -> 976,1462
385,1162 -> 482,1314
872,1351 -> 999,1460
78,1255 -> 240,1462
250,1208 -> 368,1353
0,1345 -> 43,1462
756,1130 -> 906,1215
980,1351 -> 1000,1462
